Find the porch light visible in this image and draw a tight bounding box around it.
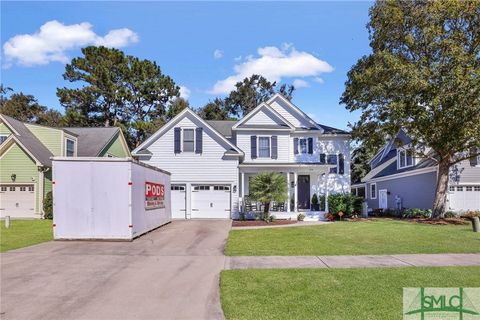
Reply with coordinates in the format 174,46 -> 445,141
233,185 -> 237,193
10,174 -> 16,182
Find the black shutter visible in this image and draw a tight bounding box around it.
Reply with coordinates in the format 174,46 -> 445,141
195,128 -> 203,154
251,136 -> 257,159
294,138 -> 299,155
339,153 -> 345,174
174,127 -> 181,153
271,136 -> 278,159
470,147 -> 478,166
308,138 -> 313,154
319,153 -> 326,164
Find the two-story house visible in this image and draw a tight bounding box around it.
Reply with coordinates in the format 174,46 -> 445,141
0,114 -> 131,218
132,94 -> 351,219
361,129 -> 480,212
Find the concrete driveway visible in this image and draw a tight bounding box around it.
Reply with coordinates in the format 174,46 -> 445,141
1,220 -> 231,320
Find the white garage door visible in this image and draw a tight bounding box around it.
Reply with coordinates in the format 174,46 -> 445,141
191,185 -> 231,219
171,184 -> 186,219
0,184 -> 35,218
448,185 -> 480,211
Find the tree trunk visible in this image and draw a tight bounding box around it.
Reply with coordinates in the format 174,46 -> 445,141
432,160 -> 450,218
263,202 -> 270,221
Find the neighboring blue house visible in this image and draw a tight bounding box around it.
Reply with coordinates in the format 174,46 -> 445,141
359,129 -> 480,212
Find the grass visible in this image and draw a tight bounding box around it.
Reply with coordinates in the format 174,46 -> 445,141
0,219 -> 53,252
225,219 -> 480,256
220,266 -> 480,320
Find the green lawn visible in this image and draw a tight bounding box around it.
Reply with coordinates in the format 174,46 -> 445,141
0,219 -> 53,252
225,219 -> 480,256
221,267 -> 480,320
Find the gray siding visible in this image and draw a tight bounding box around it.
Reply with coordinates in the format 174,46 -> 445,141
455,159 -> 480,184
366,171 -> 437,210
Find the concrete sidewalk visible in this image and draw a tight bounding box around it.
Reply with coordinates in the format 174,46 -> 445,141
225,253 -> 480,270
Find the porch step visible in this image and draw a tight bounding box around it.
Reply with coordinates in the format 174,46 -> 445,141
303,211 -> 327,221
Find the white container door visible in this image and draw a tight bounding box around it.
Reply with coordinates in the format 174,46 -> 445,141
378,189 -> 388,210
0,185 -> 35,218
191,185 -> 230,219
171,184 -> 186,219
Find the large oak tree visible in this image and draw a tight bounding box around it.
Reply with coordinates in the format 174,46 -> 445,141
341,0 -> 480,217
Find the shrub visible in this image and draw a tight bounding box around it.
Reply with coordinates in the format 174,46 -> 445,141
444,211 -> 459,218
43,191 -> 53,219
297,213 -> 305,221
402,208 -> 432,219
311,194 -> 319,205
328,193 -> 363,218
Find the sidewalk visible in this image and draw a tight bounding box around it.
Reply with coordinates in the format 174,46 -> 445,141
224,253 -> 480,270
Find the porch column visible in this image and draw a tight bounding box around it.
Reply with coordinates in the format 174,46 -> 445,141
294,172 -> 298,212
241,172 -> 245,212
286,172 -> 291,213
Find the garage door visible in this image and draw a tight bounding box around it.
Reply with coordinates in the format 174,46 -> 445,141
448,185 -> 480,211
0,184 -> 35,218
171,184 -> 186,219
191,185 -> 231,219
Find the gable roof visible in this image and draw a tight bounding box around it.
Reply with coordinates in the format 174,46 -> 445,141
132,108 -> 243,156
206,120 -> 236,137
369,128 -> 412,168
0,114 -> 54,166
65,127 -> 127,157
317,124 -> 349,135
232,102 -> 295,130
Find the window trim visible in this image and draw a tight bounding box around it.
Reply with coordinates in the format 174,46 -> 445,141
257,136 -> 271,158
298,138 -> 308,154
397,148 -> 415,169
65,138 -> 76,157
182,128 -> 195,153
370,183 -> 377,199
0,134 -> 9,145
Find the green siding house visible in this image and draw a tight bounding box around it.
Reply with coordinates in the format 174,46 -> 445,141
0,114 -> 130,218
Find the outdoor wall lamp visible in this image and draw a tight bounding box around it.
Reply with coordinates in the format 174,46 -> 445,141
11,174 -> 16,182
233,185 -> 237,193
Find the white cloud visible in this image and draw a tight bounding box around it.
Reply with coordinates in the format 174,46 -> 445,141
3,20 -> 138,67
292,79 -> 309,88
213,49 -> 224,59
209,44 -> 333,94
313,77 -> 325,84
179,86 -> 191,100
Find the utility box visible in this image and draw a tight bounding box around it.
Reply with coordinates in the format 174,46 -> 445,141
52,158 -> 171,240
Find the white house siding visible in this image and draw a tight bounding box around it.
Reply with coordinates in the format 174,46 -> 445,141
455,159 -> 480,184
236,131 -> 290,162
268,98 -> 312,128
140,114 -> 239,217
247,108 -> 286,126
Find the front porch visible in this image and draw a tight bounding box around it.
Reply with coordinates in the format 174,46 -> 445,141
238,163 -> 344,220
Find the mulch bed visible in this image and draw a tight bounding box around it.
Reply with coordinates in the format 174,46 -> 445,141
411,218 -> 469,225
232,220 -> 297,227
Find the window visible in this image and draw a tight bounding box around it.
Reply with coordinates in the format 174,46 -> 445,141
20,186 -> 26,191
398,148 -> 414,169
370,183 -> 377,199
214,185 -> 230,191
183,129 -> 194,152
449,186 -> 455,192
299,138 -> 307,154
319,153 -> 326,164
258,137 -> 270,158
475,186 -> 480,192
0,134 -> 8,144
28,186 -> 34,191
457,186 -> 463,191
1,186 -> 6,192
327,154 -> 338,165
338,153 -> 345,175
66,138 -> 75,157
171,185 -> 185,191
466,186 -> 473,191
193,185 -> 210,191
9,186 -> 15,191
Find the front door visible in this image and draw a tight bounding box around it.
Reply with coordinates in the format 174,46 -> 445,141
297,175 -> 310,210
379,189 -> 388,209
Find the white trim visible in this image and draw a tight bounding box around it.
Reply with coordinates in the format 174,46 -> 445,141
233,127 -> 292,132
64,136 -> 77,157
132,108 -> 243,156
257,136 -> 271,158
367,166 -> 437,183
0,115 -> 20,135
396,148 -> 415,170
182,128 -> 195,153
370,182 -> 377,199
361,157 -> 397,182
0,134 -> 9,144
231,102 -> 295,130
0,135 -> 42,166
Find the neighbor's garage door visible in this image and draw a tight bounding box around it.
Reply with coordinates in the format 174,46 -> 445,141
191,185 -> 231,219
0,184 -> 35,218
171,184 -> 186,219
448,185 -> 480,211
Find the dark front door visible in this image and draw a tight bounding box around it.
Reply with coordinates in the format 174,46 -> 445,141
297,175 -> 310,210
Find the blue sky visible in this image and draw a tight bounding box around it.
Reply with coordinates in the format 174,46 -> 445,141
1,1 -> 372,130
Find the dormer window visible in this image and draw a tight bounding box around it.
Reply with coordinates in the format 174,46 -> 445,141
0,134 -> 8,145
66,138 -> 75,157
397,148 -> 414,169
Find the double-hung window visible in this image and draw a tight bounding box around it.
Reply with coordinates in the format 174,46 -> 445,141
183,129 -> 194,152
258,137 -> 270,158
370,183 -> 377,199
398,148 -> 414,169
299,138 -> 307,154
66,138 -> 75,157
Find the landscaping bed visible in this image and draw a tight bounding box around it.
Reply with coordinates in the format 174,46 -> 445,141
232,220 -> 297,227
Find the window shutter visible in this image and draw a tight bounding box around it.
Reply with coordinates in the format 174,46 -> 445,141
294,138 -> 299,155
174,127 -> 181,153
339,153 -> 345,175
271,136 -> 278,159
308,138 -> 313,154
251,136 -> 257,159
319,153 -> 326,164
470,147 -> 478,166
195,128 -> 203,154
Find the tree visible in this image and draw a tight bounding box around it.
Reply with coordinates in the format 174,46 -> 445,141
167,97 -> 189,121
224,74 -> 295,117
350,144 -> 376,184
249,172 -> 288,221
198,98 -> 230,120
341,0 -> 480,217
0,85 -> 63,126
57,46 -> 180,147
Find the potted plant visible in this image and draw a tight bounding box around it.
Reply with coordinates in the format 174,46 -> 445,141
311,193 -> 320,211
